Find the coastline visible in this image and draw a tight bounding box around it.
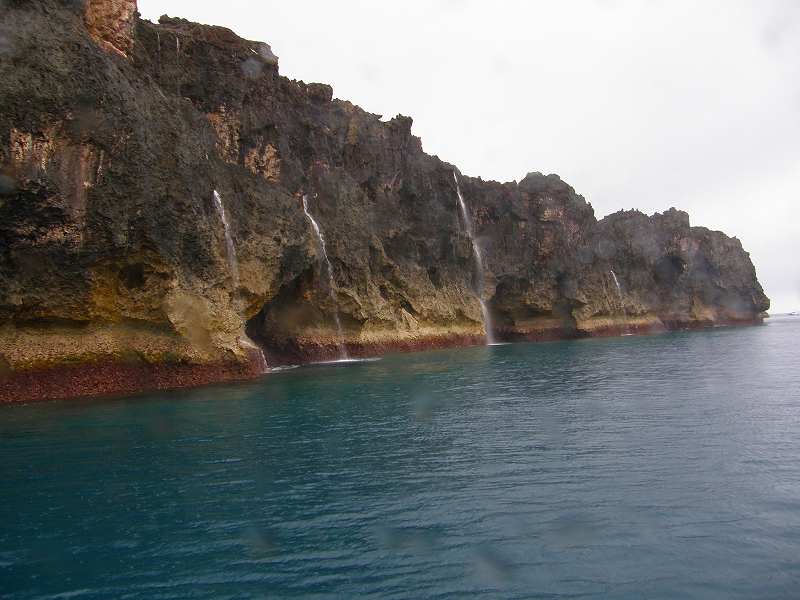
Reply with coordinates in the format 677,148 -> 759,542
0,1 -> 770,406
0,317 -> 763,404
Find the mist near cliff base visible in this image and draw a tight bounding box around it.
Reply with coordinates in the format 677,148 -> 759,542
139,0 -> 800,312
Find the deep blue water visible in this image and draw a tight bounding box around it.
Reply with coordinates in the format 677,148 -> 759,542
2,317 -> 800,599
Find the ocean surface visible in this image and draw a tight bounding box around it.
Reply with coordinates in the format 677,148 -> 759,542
2,317 -> 800,599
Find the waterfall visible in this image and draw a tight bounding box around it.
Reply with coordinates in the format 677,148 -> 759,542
610,269 -> 622,300
302,194 -> 349,360
453,172 -> 496,345
213,190 -> 240,291
239,336 -> 269,373
610,269 -> 632,335
213,190 -> 268,372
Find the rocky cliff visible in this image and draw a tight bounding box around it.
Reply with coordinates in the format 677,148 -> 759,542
0,1 -> 769,402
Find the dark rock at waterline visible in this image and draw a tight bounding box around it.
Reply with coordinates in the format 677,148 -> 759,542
0,0 -> 769,402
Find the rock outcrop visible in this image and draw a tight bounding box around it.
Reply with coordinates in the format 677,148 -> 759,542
0,1 -> 769,402
84,0 -> 137,57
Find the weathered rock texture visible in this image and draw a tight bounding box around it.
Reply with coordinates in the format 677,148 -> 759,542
0,1 -> 769,402
84,0 -> 137,57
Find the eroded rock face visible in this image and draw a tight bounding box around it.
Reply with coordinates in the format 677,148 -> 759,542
84,0 -> 137,57
0,1 -> 769,402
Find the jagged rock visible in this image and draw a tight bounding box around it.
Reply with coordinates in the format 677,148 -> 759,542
84,0 -> 137,57
307,83 -> 333,104
0,0 -> 769,402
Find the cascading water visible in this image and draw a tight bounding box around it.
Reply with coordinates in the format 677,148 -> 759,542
610,269 -> 622,300
213,190 -> 240,290
453,172 -> 496,345
238,336 -> 269,373
302,194 -> 349,360
609,269 -> 632,336
213,190 -> 268,372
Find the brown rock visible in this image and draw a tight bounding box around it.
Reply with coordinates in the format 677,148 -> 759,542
84,0 -> 137,57
0,1 -> 770,403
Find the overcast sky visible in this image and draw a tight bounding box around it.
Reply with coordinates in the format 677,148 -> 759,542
140,0 -> 799,312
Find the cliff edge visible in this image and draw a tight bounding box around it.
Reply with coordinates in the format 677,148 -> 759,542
0,1 -> 769,402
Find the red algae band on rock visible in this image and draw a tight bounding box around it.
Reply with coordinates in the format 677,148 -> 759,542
0,361 -> 258,405
0,1 -> 769,403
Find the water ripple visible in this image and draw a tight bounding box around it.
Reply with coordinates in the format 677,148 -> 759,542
1,321 -> 800,598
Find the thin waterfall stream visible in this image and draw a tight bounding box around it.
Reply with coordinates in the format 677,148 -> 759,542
302,194 -> 350,360
609,269 -> 632,336
213,191 -> 240,290
213,190 -> 269,372
453,172 -> 496,345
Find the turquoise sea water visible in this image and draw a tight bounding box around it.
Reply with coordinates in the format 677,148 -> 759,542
2,317 -> 800,599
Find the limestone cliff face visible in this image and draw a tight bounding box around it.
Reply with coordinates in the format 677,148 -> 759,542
0,1 -> 769,402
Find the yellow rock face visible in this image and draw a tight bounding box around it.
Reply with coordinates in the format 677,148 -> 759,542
84,0 -> 137,57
